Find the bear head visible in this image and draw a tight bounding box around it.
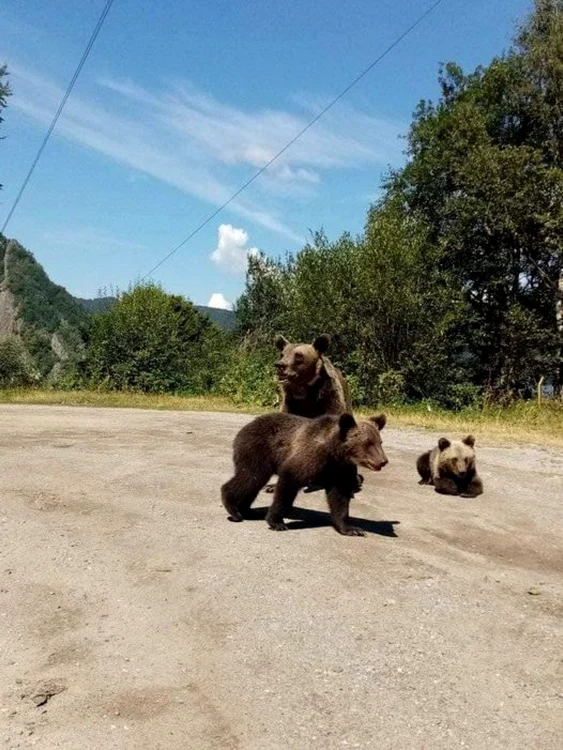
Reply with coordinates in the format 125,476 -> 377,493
437,435 -> 476,478
338,413 -> 388,472
274,334 -> 330,389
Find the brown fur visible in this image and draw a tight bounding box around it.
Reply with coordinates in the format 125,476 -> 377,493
275,334 -> 351,418
417,435 -> 483,498
221,412 -> 388,536
266,334 -> 352,495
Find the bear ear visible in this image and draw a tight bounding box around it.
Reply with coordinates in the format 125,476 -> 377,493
369,413 -> 387,431
438,437 -> 451,452
463,434 -> 475,448
338,413 -> 356,438
312,334 -> 330,354
275,335 -> 290,351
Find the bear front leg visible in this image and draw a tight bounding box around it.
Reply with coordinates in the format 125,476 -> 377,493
265,474 -> 299,531
416,451 -> 433,485
326,487 -> 365,537
460,475 -> 483,498
433,476 -> 460,496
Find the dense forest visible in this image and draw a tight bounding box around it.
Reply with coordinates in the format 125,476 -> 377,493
1,1 -> 562,408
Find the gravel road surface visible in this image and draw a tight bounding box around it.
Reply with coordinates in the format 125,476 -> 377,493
1,405 -> 561,749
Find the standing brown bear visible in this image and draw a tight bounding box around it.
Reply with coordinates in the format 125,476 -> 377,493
416,436 -> 484,497
221,411 -> 388,536
266,334 -> 353,495
275,334 -> 351,417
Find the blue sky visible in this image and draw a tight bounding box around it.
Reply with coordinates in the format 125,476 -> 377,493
1,0 -> 532,308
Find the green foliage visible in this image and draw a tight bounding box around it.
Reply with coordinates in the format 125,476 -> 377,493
76,295 -> 236,330
84,283 -> 228,393
234,203 -> 463,406
389,0 -> 563,397
218,343 -> 278,406
231,0 -> 562,406
6,241 -> 86,333
0,237 -> 88,378
0,337 -> 32,387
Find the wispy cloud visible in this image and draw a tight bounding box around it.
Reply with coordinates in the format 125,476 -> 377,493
42,226 -> 147,253
7,62 -> 404,240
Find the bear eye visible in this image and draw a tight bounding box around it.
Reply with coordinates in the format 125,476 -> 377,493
293,352 -> 304,363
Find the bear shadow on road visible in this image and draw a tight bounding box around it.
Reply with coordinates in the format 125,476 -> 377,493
247,506 -> 400,537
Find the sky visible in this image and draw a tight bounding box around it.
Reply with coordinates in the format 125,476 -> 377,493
0,0 -> 532,309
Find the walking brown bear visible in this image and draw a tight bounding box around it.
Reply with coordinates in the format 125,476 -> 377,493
221,411 -> 388,536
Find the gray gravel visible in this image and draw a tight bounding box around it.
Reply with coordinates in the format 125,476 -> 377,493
0,405 -> 561,749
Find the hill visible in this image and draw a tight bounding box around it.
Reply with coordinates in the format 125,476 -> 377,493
0,234 -> 237,384
76,297 -> 236,330
0,235 -> 87,379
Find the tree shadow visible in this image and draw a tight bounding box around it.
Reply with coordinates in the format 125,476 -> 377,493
247,506 -> 399,537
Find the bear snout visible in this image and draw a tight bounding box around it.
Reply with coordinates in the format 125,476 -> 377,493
364,457 -> 388,472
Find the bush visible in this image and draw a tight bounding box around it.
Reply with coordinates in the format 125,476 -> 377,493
84,283 -> 228,394
0,337 -> 32,387
219,345 -> 278,406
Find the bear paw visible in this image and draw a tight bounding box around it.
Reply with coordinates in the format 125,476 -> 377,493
340,526 -> 366,537
268,522 -> 289,531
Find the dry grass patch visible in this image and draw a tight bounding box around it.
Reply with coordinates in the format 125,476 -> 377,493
1,389 -> 562,448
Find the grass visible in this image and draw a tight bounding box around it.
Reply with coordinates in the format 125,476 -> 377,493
1,388 -> 562,448
0,389 -> 260,414
361,400 -> 563,448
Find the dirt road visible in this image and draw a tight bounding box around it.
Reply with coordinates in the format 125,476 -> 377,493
0,405 -> 561,749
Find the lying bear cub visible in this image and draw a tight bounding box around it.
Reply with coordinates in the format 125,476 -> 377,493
221,411 -> 388,536
416,435 -> 483,498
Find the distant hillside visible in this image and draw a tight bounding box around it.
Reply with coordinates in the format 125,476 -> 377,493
0,233 -> 237,384
195,305 -> 236,330
75,296 -> 118,314
76,296 -> 236,330
0,235 -> 87,378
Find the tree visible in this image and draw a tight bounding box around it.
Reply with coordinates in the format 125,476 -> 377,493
0,337 -> 31,387
387,0 -> 563,399
0,64 -> 11,190
85,283 -> 227,393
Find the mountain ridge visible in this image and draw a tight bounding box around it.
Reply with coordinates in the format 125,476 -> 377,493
76,296 -> 236,329
0,234 -> 236,381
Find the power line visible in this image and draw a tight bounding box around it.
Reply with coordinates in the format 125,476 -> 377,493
1,0 -> 116,235
142,0 -> 448,280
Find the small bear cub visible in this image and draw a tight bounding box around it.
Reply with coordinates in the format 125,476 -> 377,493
416,435 -> 483,497
221,411 -> 388,536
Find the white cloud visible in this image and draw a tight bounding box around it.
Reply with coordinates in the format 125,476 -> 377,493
207,293 -> 232,310
211,223 -> 259,274
6,62 -> 404,243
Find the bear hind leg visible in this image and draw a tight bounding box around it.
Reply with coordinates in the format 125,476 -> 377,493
221,467 -> 271,522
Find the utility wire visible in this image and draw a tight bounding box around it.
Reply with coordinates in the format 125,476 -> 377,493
1,0 -> 116,234
142,0 -> 448,280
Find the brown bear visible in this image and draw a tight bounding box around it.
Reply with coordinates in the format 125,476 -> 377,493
416,435 -> 483,497
266,333 -> 352,495
275,334 -> 351,417
221,411 -> 388,536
